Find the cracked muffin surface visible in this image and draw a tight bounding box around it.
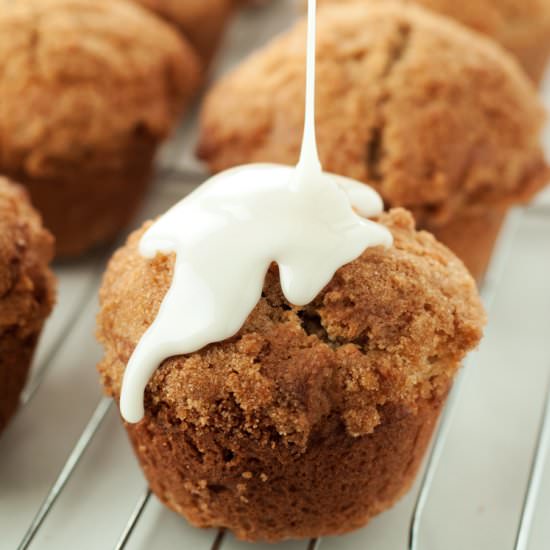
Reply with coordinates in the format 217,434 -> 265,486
318,0 -> 550,82
97,208 -> 485,540
0,177 -> 55,433
197,2 -> 548,280
198,3 -> 548,227
0,0 -> 202,256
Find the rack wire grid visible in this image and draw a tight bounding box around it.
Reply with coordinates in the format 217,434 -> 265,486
1,2 -> 550,549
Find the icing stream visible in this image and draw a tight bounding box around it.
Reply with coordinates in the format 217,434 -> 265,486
120,0 -> 393,423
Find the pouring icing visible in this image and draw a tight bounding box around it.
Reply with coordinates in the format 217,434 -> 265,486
120,0 -> 392,423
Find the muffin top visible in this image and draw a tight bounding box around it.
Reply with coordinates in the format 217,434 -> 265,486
318,0 -> 550,31
0,177 -> 55,337
132,0 -> 234,65
0,0 -> 201,181
198,2 -> 549,227
98,208 -> 485,448
318,0 -> 550,82
318,0 -> 550,51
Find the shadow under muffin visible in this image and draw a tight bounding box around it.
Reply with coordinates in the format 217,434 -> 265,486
97,208 -> 485,541
0,0 -> 202,257
0,177 -> 55,434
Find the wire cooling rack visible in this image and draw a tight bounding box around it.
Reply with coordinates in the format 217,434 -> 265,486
1,2 -> 550,549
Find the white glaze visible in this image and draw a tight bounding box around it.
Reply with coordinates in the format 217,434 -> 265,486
119,0 -> 393,423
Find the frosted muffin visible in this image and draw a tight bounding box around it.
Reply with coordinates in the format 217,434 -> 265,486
0,178 -> 55,434
132,0 -> 234,66
318,0 -> 550,82
197,3 -> 549,281
97,208 -> 485,541
0,0 -> 201,257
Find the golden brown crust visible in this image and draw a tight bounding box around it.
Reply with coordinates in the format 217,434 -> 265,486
126,394 -> 444,541
19,155 -> 155,257
0,0 -> 202,256
132,0 -> 235,65
197,3 -> 549,228
318,0 -> 550,82
0,0 -> 201,179
97,208 -> 485,539
427,208 -> 507,282
0,177 -> 55,433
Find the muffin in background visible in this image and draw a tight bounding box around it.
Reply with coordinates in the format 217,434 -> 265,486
197,2 -> 549,281
0,0 -> 202,257
0,178 -> 55,434
132,0 -> 235,66
318,0 -> 550,83
97,208 -> 485,541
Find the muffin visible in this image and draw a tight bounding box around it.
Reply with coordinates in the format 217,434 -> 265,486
132,0 -> 235,66
197,3 -> 549,281
97,208 -> 485,541
0,0 -> 202,257
0,178 -> 55,434
318,0 -> 550,82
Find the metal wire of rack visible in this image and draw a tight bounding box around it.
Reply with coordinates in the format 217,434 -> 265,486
3,164 -> 548,550
1,2 -> 550,549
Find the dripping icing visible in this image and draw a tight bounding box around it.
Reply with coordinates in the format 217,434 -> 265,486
119,0 -> 393,423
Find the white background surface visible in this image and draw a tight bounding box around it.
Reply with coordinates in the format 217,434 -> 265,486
1,1 -> 550,549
